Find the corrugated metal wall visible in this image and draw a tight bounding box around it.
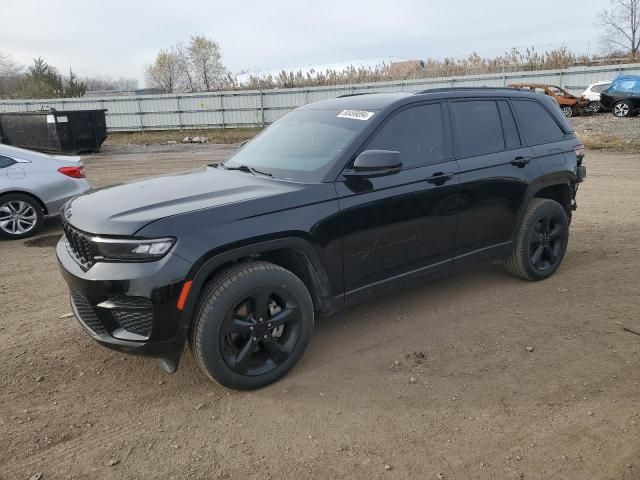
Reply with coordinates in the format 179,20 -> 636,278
1,63 -> 638,132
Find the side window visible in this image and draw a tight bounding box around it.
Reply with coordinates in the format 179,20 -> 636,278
497,101 -> 521,149
450,100 -> 504,158
366,103 -> 445,168
512,100 -> 565,145
0,155 -> 16,169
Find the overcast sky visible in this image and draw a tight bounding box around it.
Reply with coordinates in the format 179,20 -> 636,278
1,0 -> 604,86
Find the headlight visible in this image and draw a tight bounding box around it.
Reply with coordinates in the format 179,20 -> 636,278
92,236 -> 175,261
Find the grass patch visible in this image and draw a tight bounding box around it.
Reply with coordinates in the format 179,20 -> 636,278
106,127 -> 262,146
581,132 -> 640,153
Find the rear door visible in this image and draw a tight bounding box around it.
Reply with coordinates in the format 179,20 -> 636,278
510,98 -> 576,177
450,99 -> 537,260
336,102 -> 459,296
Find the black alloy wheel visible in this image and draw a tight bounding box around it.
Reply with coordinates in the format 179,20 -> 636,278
529,212 -> 565,272
220,286 -> 302,376
190,261 -> 314,390
505,198 -> 569,281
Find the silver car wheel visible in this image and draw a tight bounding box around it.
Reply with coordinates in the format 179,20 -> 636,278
561,106 -> 573,118
613,102 -> 630,117
0,200 -> 38,235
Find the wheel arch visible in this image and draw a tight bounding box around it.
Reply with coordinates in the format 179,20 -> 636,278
0,189 -> 48,215
512,179 -> 574,242
179,236 -> 335,332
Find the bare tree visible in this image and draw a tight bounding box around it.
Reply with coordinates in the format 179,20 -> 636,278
0,51 -> 23,98
598,0 -> 640,59
0,51 -> 22,77
187,35 -> 227,91
145,50 -> 183,93
174,42 -> 195,92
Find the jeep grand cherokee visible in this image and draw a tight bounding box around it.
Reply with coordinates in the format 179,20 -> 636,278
57,88 -> 586,389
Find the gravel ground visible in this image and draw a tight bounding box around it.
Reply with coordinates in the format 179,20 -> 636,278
1,146 -> 639,480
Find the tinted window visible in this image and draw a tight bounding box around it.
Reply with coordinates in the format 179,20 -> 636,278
366,103 -> 445,168
0,155 -> 16,169
512,100 -> 565,145
498,101 -> 521,149
450,100 -> 504,157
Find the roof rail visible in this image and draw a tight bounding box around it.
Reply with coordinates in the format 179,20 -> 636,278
336,92 -> 375,98
414,86 -> 517,94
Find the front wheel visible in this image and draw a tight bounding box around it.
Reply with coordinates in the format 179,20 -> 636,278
190,261 -> 314,390
505,198 -> 569,281
612,100 -> 632,118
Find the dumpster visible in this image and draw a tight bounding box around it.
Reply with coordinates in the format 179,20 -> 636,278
0,109 -> 107,154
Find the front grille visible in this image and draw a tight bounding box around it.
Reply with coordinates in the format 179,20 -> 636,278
70,290 -> 107,335
63,222 -> 96,269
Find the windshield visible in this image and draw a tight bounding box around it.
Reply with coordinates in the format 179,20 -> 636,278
224,109 -> 374,182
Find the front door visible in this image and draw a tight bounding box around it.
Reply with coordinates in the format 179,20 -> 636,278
335,102 -> 460,296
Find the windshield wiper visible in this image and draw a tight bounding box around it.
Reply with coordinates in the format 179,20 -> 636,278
219,163 -> 272,177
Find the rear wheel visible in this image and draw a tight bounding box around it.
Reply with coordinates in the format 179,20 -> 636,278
505,198 -> 569,281
0,194 -> 44,240
587,101 -> 601,113
560,105 -> 573,118
190,261 -> 314,390
612,100 -> 632,118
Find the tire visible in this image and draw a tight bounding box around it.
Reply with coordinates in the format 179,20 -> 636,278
0,193 -> 45,240
505,198 -> 569,281
612,100 -> 632,118
560,105 -> 573,118
190,261 -> 314,390
588,101 -> 601,113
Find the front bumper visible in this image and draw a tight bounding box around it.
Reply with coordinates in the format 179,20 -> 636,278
56,237 -> 193,364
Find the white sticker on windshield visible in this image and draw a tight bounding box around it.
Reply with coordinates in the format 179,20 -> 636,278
337,109 -> 375,121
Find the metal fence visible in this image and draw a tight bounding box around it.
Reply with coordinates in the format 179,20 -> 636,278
1,63 -> 638,132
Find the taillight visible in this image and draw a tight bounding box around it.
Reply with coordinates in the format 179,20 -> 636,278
573,145 -> 585,161
58,166 -> 85,178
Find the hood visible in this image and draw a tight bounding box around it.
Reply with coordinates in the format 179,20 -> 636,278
65,166 -> 305,235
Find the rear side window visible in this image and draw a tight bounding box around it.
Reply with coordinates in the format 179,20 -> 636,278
0,155 -> 16,169
497,101 -> 521,149
366,103 -> 445,168
450,100 -> 504,157
512,100 -> 565,145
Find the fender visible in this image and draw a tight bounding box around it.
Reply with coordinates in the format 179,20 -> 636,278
511,172 -> 576,242
177,235 -> 338,333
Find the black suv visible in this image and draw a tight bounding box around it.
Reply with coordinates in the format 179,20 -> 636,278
599,75 -> 640,117
57,88 -> 586,389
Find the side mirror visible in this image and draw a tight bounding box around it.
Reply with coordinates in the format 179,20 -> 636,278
344,150 -> 402,178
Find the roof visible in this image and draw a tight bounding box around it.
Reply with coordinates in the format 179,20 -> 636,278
298,87 -> 543,112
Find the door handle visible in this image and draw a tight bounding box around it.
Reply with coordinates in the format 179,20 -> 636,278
511,156 -> 531,168
426,172 -> 455,185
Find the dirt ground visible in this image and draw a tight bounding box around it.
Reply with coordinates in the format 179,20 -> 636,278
1,145 -> 640,480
